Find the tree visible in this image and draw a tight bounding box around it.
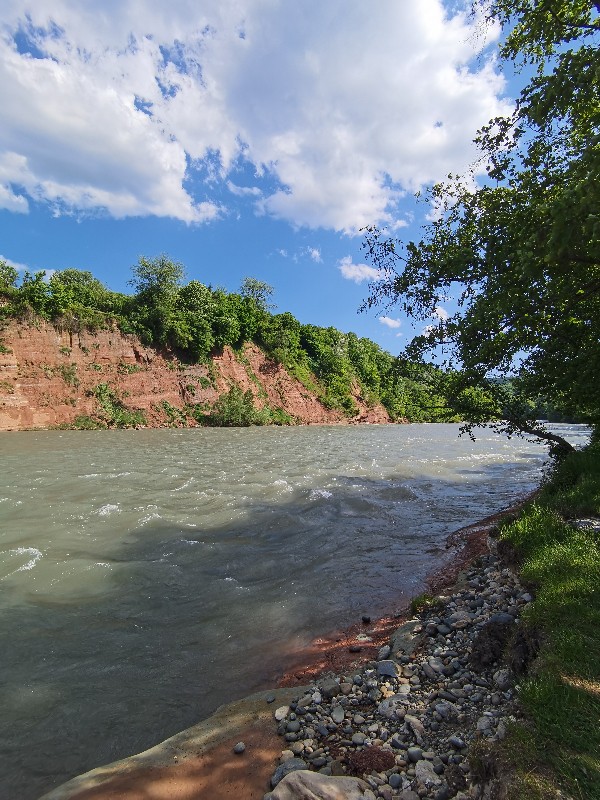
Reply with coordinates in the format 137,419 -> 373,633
0,260 -> 18,291
362,0 -> 599,453
240,277 -> 275,311
129,255 -> 185,306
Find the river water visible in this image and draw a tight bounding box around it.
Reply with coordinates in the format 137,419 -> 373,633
0,423 -> 588,799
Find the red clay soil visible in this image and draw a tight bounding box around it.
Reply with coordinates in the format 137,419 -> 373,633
56,495 -> 535,800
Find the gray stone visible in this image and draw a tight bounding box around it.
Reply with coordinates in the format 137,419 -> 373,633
351,732 -> 366,746
399,790 -> 420,800
331,706 -> 345,724
390,620 -> 424,657
266,693 -> 276,703
377,660 -> 400,679
448,736 -> 465,749
233,741 -> 246,754
407,746 -> 423,762
271,758 -> 308,787
428,657 -> 445,673
493,668 -> 512,690
320,678 -> 340,699
378,644 -> 391,660
286,720 -> 301,733
268,770 -> 370,799
422,663 -> 438,681
405,714 -> 425,742
415,759 -> 443,788
388,773 -> 403,789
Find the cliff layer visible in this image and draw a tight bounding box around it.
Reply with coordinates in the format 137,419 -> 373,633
0,320 -> 391,431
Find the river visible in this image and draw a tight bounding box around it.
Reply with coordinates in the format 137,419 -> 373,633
0,423 -> 588,799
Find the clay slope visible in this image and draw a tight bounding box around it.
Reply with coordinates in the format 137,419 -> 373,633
0,320 -> 391,431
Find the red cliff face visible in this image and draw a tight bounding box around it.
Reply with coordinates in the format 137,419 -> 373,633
0,321 -> 392,431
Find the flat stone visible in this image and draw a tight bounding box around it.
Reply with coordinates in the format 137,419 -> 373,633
377,660 -> 400,679
268,770 -> 369,799
390,620 -> 424,657
331,706 -> 345,724
351,732 -> 366,746
275,706 -> 290,722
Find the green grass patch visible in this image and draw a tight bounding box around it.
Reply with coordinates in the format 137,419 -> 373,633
496,443 -> 600,798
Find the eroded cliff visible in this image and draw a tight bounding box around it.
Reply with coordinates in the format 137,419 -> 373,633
0,320 -> 391,431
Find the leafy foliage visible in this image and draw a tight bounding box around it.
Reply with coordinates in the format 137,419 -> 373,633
362,0 -> 600,449
1,257 -> 491,423
89,383 -> 146,428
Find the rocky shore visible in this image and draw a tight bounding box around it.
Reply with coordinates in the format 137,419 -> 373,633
263,541 -> 533,800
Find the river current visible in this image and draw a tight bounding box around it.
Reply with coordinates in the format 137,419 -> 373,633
0,423 -> 588,799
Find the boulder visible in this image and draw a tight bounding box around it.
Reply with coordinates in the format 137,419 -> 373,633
266,770 -> 370,799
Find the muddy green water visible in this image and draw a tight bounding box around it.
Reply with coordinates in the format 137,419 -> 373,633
0,423 -> 588,799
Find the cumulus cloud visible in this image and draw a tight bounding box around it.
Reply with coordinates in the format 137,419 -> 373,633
338,255 -> 380,284
0,1 -> 509,227
379,316 -> 402,329
0,253 -> 28,272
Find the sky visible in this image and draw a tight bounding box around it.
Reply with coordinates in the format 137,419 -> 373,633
0,1 -> 516,353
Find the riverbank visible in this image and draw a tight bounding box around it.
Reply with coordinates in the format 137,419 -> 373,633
38,496 -> 532,800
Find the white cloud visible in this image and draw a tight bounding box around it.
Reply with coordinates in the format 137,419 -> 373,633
338,255 -> 380,284
308,247 -> 322,263
379,316 -> 402,329
0,253 -> 28,272
227,181 -> 262,197
434,306 -> 450,320
0,1 -> 509,228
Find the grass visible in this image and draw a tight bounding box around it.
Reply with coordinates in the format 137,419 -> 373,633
494,442 -> 600,799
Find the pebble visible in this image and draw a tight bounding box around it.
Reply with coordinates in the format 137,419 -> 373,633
268,550 -> 532,799
232,741 -> 245,754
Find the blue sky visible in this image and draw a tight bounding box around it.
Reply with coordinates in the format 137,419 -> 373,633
0,1 -> 517,352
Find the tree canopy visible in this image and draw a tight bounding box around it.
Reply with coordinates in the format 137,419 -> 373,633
362,0 -> 599,452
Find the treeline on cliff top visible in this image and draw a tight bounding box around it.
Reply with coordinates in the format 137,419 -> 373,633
0,257 -> 574,426
0,255 -> 470,423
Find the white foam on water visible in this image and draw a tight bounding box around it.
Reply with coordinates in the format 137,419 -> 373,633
273,479 -> 293,493
138,512 -> 161,525
96,504 -> 121,516
13,547 -> 42,572
173,477 -> 195,491
0,547 -> 43,580
309,489 -> 333,500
